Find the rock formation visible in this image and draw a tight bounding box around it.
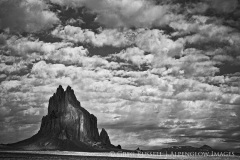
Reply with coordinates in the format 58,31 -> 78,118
8,85 -> 119,151
117,145 -> 122,149
99,128 -> 111,145
39,85 -> 100,143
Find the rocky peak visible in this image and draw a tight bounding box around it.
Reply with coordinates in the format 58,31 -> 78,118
48,85 -> 81,114
65,85 -> 74,97
40,85 -> 100,143
65,85 -> 80,107
99,128 -> 111,145
56,85 -> 64,96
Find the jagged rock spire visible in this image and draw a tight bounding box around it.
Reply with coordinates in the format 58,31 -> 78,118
41,85 -> 100,142
56,85 -> 64,95
100,128 -> 111,145
66,85 -> 72,91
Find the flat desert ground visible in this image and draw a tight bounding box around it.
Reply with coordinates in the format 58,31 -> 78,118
0,151 -> 239,160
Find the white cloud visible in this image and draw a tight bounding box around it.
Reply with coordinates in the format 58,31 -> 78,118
1,35 -> 71,57
23,107 -> 40,116
0,60 -> 29,74
1,58 -> 240,149
51,25 -> 132,47
112,47 -> 153,67
52,26 -> 185,69
0,34 -> 111,69
133,29 -> 184,68
44,46 -> 88,65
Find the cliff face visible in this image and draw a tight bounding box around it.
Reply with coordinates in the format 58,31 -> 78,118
10,85 -> 118,151
38,85 -> 100,143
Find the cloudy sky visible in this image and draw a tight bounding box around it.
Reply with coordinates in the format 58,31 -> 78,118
0,0 -> 240,152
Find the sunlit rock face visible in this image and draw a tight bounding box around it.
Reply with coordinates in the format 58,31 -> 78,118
39,85 -> 100,143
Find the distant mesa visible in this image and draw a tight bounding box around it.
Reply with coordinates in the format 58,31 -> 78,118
6,85 -> 121,151
159,145 -> 232,154
199,144 -> 212,151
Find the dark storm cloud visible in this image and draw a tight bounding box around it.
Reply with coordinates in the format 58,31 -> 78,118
48,4 -> 100,31
0,0 -> 59,33
207,0 -> 238,13
169,0 -> 239,14
49,0 -> 178,28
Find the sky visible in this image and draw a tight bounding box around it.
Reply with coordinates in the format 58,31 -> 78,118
0,0 -> 240,152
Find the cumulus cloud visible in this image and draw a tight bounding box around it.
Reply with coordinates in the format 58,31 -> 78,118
135,29 -> 184,57
1,0 -> 240,151
0,60 -> 29,75
109,47 -> 153,67
92,0 -> 171,28
0,34 -> 79,76
0,34 -> 108,71
52,26 -> 184,66
1,35 -> 71,57
1,57 -> 240,149
49,0 -> 175,28
51,25 -> 132,47
0,0 -> 59,33
43,46 -> 88,64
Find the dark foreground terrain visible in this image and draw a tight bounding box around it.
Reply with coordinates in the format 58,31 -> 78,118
0,151 -> 240,160
0,152 -> 158,160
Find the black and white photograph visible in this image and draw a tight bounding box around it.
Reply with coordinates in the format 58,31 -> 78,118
0,0 -> 240,159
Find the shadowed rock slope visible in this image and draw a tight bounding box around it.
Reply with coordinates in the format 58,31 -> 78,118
7,85 -> 119,151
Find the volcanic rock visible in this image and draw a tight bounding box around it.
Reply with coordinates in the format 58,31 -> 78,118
8,85 -> 118,151
99,128 -> 111,145
39,85 -> 99,142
